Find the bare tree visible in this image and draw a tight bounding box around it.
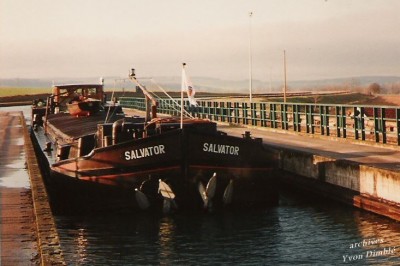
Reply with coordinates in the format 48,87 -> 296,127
312,95 -> 322,104
390,82 -> 400,94
368,83 -> 381,95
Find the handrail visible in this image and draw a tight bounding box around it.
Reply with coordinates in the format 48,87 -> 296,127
119,97 -> 400,147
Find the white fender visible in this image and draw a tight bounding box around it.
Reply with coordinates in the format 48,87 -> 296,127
198,182 -> 208,207
223,180 -> 234,205
158,180 -> 178,213
206,173 -> 217,200
158,180 -> 175,199
135,188 -> 150,210
199,172 -> 217,209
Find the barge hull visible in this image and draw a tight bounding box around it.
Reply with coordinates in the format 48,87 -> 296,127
32,127 -> 277,213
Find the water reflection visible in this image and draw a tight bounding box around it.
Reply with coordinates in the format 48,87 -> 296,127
351,211 -> 400,265
0,107 -> 30,189
53,188 -> 400,265
158,217 -> 176,264
56,210 -> 283,265
76,228 -> 89,264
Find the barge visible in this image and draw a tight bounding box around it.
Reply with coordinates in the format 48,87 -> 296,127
31,67 -> 278,213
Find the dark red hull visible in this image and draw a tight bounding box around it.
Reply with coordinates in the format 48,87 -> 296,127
33,125 -> 277,213
31,103 -> 278,213
53,129 -> 274,211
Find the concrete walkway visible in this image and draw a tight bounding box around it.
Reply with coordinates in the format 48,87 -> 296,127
0,110 -> 65,265
219,124 -> 400,172
0,111 -> 38,265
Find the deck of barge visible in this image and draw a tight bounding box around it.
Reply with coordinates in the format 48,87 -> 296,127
45,110 -> 127,141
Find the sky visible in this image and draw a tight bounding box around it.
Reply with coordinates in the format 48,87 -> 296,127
1,0 -> 400,82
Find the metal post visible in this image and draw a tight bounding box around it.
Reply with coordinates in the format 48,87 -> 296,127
283,50 -> 287,103
336,106 -> 341,137
374,107 -> 379,142
396,109 -> 400,145
180,63 -> 186,129
382,108 -> 387,143
248,11 -> 253,103
360,107 -> 365,141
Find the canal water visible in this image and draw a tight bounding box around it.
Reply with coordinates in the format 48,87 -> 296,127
3,106 -> 400,265
54,192 -> 400,265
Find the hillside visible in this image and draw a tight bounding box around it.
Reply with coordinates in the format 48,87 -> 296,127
2,91 -> 400,108
2,75 -> 400,94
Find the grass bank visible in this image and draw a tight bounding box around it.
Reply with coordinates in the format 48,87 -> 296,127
0,88 -> 398,107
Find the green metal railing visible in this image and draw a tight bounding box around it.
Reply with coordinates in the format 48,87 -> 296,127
120,97 -> 400,146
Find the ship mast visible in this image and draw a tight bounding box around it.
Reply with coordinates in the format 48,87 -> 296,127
129,69 -> 158,121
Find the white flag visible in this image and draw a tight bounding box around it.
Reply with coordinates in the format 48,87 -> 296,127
182,66 -> 198,106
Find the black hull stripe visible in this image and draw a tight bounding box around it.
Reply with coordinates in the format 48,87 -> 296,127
189,165 -> 273,171
53,165 -> 181,180
53,165 -> 272,184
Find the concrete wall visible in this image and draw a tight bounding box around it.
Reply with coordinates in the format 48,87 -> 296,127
277,148 -> 400,220
360,166 -> 400,204
324,160 -> 361,192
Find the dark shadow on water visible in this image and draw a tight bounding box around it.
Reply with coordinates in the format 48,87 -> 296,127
55,207 -> 282,265
53,185 -> 400,265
